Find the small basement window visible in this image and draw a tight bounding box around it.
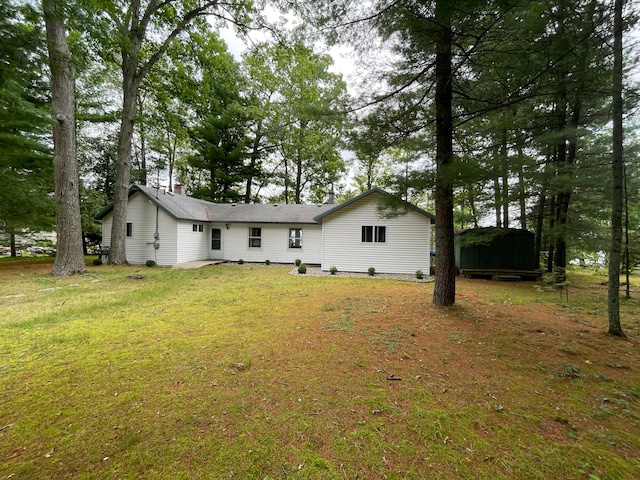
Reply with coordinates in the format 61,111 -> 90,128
249,227 -> 262,248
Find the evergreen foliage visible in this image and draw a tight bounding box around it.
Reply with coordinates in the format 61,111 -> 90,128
0,1 -> 54,250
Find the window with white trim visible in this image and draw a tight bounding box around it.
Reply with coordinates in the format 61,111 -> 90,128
361,225 -> 386,243
289,228 -> 302,248
249,227 -> 262,247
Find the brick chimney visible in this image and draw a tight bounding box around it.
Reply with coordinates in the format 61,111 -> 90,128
174,184 -> 184,195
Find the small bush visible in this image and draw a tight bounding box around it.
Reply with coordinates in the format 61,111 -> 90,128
238,259 -> 244,265
298,263 -> 307,274
92,258 -> 103,266
329,265 -> 338,275
145,260 -> 156,267
265,259 -> 271,265
295,258 -> 302,267
416,269 -> 424,279
368,267 -> 376,276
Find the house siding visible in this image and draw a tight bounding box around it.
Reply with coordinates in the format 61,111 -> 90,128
122,193 -> 158,264
321,193 -> 431,274
176,220 -> 209,264
222,223 -> 323,264
101,217 -> 112,249
154,208 -> 178,265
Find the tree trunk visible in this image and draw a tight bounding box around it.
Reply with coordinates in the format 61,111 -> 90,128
136,93 -> 148,186
500,127 -> 509,228
432,0 -> 455,306
547,195 -> 555,273
10,232 -> 17,257
608,0 -> 625,337
517,144 -> 527,229
245,119 -> 264,203
534,191 -> 545,268
168,135 -> 176,193
493,140 -> 502,228
623,163 -> 630,298
109,61 -> 140,264
43,0 -> 86,276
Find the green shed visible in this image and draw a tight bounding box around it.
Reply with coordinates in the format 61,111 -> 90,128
455,228 -> 539,278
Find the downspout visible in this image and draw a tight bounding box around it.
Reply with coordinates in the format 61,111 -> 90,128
153,205 -> 160,263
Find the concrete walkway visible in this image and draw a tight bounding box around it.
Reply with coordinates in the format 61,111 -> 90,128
173,260 -> 226,269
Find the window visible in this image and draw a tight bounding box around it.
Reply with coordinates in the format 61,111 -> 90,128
249,227 -> 262,247
192,224 -> 198,232
362,225 -> 386,243
289,228 -> 302,248
211,228 -> 221,250
198,224 -> 204,232
126,222 -> 133,237
361,226 -> 373,242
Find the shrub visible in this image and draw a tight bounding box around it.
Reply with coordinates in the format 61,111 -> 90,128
92,258 -> 102,266
329,265 -> 338,275
238,259 -> 244,265
146,260 -> 156,267
416,269 -> 424,279
298,263 -> 307,274
265,259 -> 271,265
295,258 -> 302,267
368,267 -> 376,276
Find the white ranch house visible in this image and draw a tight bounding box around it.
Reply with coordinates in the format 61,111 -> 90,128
95,185 -> 435,274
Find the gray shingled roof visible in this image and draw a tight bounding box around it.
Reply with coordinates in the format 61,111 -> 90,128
94,185 -> 335,224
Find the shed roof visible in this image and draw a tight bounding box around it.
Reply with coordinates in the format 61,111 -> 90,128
313,187 -> 436,223
94,185 -> 335,224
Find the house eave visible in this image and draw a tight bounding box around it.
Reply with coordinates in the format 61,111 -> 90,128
313,187 -> 436,223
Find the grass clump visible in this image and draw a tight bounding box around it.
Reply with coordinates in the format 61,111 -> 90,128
329,265 -> 338,275
415,269 -> 423,279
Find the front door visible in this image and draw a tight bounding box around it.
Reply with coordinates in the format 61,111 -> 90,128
211,227 -> 222,258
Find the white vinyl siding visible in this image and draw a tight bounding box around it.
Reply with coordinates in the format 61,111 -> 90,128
101,217 -> 112,249
321,193 -> 431,274
154,208 -> 178,265
223,223 -> 323,264
176,220 -> 209,264
123,193 -> 160,264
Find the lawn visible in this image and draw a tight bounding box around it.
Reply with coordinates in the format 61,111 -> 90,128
1,257 -> 639,479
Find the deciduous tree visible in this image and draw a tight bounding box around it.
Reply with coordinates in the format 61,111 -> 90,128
81,0 -> 257,264
43,0 -> 86,275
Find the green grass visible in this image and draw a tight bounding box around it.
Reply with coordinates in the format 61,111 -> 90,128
0,258 -> 639,479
